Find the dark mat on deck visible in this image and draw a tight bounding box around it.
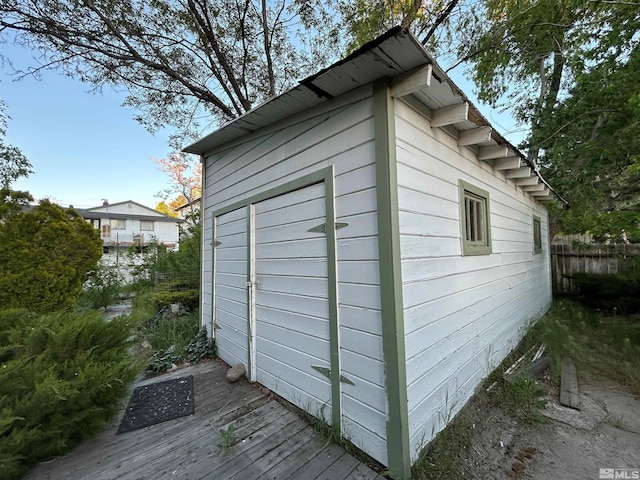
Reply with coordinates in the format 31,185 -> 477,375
117,375 -> 195,434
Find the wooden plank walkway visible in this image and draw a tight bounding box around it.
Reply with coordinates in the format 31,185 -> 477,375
25,360 -> 384,480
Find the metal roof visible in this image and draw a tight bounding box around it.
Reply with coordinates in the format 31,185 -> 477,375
184,27 -> 564,204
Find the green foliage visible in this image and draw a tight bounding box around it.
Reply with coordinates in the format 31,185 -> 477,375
143,308 -> 200,368
127,215 -> 201,289
411,407 -> 473,480
0,197 -> 103,313
539,44 -> 640,234
152,290 -> 200,311
80,264 -> 125,311
0,102 -> 32,188
218,423 -> 235,455
1,0 -> 344,139
457,0 -> 640,233
503,375 -> 547,422
531,300 -> 640,395
184,327 -> 215,363
339,0 -> 461,54
0,309 -> 140,479
568,271 -> 640,314
146,346 -> 181,375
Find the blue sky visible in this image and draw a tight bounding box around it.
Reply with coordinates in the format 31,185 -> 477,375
2,41 -> 525,210
2,43 -> 175,209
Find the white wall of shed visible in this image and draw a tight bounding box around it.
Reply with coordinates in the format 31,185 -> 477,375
201,86 -> 389,465
394,100 -> 552,461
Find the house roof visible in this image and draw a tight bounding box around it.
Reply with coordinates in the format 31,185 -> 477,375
184,27 -> 565,204
174,196 -> 202,212
78,200 -> 183,223
75,209 -> 183,223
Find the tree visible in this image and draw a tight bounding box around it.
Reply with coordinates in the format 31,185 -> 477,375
340,0 -> 462,53
0,198 -> 103,312
537,41 -> 640,239
453,1 -> 640,235
155,200 -> 178,218
0,101 -> 32,187
0,0 -> 344,142
154,153 -> 201,217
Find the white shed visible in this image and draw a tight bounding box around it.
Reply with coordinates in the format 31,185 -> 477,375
185,28 -> 562,479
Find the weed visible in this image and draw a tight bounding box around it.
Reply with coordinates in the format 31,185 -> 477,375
411,407 -> 474,480
143,309 -> 200,358
504,375 -> 547,421
218,424 -> 235,455
611,415 -> 626,430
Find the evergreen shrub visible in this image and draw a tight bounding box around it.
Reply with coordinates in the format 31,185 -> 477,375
0,309 -> 140,479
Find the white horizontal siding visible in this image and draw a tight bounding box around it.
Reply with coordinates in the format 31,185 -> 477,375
201,87 -> 387,466
394,100 -> 552,461
213,208 -> 249,371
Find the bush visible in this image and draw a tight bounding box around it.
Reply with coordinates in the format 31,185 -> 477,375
570,271 -> 640,313
79,264 -> 125,311
0,309 -> 140,479
152,290 -> 200,311
0,196 -> 103,313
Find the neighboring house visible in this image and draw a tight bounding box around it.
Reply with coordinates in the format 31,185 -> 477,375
174,196 -> 201,220
184,28 -> 564,479
76,200 -> 183,252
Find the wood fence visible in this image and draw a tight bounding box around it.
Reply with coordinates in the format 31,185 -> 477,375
551,236 -> 640,294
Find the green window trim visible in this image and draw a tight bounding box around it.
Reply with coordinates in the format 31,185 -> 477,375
459,179 -> 492,256
533,216 -> 542,254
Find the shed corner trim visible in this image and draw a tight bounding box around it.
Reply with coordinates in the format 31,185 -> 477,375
373,78 -> 411,478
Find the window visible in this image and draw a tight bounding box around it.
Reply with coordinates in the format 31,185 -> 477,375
533,216 -> 542,254
110,219 -> 126,230
459,180 -> 492,255
140,220 -> 154,231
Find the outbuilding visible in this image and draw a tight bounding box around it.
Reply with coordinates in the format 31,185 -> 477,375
185,27 -> 562,478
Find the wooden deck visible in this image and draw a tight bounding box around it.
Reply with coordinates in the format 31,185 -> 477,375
25,361 -> 385,480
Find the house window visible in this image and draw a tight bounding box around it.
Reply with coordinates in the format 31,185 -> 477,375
110,219 -> 126,230
140,220 -> 154,231
459,180 -> 492,255
533,216 -> 542,254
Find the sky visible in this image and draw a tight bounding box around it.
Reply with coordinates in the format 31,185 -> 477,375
1,39 -> 526,211
2,43 -> 175,210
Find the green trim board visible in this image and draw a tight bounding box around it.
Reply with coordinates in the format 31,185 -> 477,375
324,168 -> 342,429
210,213 -> 217,340
458,179 -> 492,256
210,166 -> 343,431
532,215 -> 542,254
373,78 -> 411,479
246,204 -> 255,380
211,167 -> 332,218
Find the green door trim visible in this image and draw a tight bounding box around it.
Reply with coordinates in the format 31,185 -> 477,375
210,165 -> 342,430
374,78 -> 411,479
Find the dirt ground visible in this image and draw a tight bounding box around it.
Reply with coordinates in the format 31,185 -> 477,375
463,378 -> 640,480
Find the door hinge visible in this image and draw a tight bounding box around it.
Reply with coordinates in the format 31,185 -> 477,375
307,222 -> 349,234
311,365 -> 355,386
